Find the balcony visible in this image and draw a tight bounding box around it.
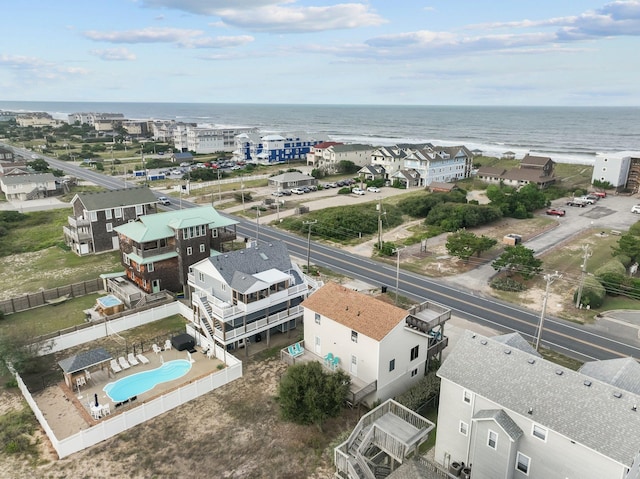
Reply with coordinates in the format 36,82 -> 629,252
132,244 -> 175,259
405,301 -> 450,334
63,225 -> 91,242
67,216 -> 90,228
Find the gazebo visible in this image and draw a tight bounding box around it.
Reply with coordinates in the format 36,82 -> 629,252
58,348 -> 112,390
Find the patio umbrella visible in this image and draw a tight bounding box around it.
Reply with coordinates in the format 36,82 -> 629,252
94,393 -> 99,407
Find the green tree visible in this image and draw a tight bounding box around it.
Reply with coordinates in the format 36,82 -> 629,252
394,371 -> 440,411
447,230 -> 498,262
612,233 -> 640,263
336,160 -> 359,174
574,276 -> 606,308
26,158 -> 50,172
492,244 -> 542,280
277,361 -> 350,431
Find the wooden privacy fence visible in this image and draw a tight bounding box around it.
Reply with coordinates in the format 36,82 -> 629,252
0,278 -> 102,315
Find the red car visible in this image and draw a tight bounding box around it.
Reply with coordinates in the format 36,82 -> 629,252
546,208 -> 566,217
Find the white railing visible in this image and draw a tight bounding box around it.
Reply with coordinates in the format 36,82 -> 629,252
213,305 -> 304,342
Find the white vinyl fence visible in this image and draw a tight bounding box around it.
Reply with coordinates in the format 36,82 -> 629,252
17,301 -> 243,459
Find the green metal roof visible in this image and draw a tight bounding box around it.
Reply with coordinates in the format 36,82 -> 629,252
114,205 -> 237,243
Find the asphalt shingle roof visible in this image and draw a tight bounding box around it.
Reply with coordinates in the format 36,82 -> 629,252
0,172 -> 55,185
301,282 -> 407,341
58,348 -> 112,374
580,357 -> 640,395
473,409 -> 523,441
75,186 -> 158,211
437,330 -> 640,467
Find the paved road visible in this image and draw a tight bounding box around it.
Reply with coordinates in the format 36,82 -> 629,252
6,144 -> 640,361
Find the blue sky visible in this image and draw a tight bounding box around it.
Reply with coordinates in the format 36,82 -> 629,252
1,0 -> 639,105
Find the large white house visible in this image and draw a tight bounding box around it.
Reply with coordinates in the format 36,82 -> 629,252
0,172 -> 58,200
186,126 -> 257,154
591,151 -> 640,191
300,282 -> 450,406
306,143 -> 376,172
188,241 -> 322,352
434,330 -> 640,479
402,145 -> 473,187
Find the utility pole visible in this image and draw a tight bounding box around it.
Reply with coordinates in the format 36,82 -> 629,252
575,244 -> 592,308
303,220 -> 317,274
393,246 -> 405,305
377,197 -> 384,251
255,208 -> 260,243
241,175 -> 245,212
535,271 -> 562,351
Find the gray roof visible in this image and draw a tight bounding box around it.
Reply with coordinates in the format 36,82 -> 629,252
473,409 -> 523,441
331,143 -> 375,153
74,186 -> 158,211
0,172 -> 56,185
206,241 -> 293,287
437,330 -> 640,467
268,172 -> 315,183
492,332 -> 541,357
580,357 -> 640,395
58,348 -> 112,374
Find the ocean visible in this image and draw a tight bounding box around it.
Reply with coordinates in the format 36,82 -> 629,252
0,101 -> 638,165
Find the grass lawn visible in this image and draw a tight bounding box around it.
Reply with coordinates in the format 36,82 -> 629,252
0,209 -> 71,257
0,294 -> 102,337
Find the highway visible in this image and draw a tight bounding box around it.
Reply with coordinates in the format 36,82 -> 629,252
14,145 -> 640,363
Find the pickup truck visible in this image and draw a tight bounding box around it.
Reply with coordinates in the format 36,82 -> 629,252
566,197 -> 589,207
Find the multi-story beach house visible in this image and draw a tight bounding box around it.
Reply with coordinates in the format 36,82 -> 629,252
67,112 -> 125,127
434,330 -> 640,479
114,206 -> 238,295
306,143 -> 376,172
371,146 -> 411,181
296,282 -> 450,406
591,151 -> 640,192
188,240 -> 322,352
63,187 -> 159,256
476,154 -> 556,189
0,172 -> 58,200
234,131 -> 326,164
185,126 -> 258,154
403,145 -> 473,186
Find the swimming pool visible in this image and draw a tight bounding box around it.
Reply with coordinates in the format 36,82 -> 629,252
103,360 -> 192,402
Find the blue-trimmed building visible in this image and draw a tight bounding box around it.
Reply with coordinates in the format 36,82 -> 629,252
234,131 -> 326,164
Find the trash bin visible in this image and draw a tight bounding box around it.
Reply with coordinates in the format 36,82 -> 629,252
381,285 -> 388,293
448,462 -> 463,477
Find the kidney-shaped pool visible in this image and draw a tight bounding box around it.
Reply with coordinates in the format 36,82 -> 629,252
103,359 -> 192,402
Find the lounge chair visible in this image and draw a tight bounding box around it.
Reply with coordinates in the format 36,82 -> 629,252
164,339 -> 172,351
110,359 -> 122,374
152,344 -> 162,354
118,356 -> 131,370
323,352 -> 334,367
137,353 -> 150,364
287,345 -> 297,357
127,353 -> 140,366
294,343 -> 305,355
332,356 -> 340,370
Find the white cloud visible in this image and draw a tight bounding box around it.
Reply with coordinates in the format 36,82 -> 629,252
89,48 -> 137,61
141,0 -> 385,33
0,55 -> 89,79
83,27 -> 253,49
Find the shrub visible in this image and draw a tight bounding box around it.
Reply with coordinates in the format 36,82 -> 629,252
594,259 -> 627,294
614,254 -> 632,268
574,276 -> 606,308
490,277 -> 526,292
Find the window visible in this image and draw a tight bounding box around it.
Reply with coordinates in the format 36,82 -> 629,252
90,211 -> 97,222
410,368 -> 418,377
516,452 -> 530,474
459,421 -> 468,436
114,207 -> 122,218
351,330 -> 358,343
389,359 -> 395,372
147,263 -> 154,272
199,243 -> 206,253
106,223 -> 113,232
532,424 -> 547,441
315,313 -> 321,324
212,228 -> 218,238
410,345 -> 419,361
135,205 -> 143,215
123,253 -> 130,265
463,390 -> 472,404
488,430 -> 498,449
187,247 -> 193,256
105,209 -> 112,220
198,272 -> 205,282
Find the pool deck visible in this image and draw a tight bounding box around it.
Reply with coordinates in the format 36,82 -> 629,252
33,346 -> 225,440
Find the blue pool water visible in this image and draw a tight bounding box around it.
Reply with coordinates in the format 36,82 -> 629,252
97,294 -> 122,308
103,360 -> 191,402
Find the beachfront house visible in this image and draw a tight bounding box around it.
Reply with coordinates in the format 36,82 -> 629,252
233,131 -> 326,164
63,186 -> 159,256
188,240 -> 322,352
114,205 -> 238,295
306,141 -> 343,167
0,172 -> 58,200
305,143 -> 376,173
591,151 -> 640,191
371,146 -> 411,181
403,145 -> 473,187
297,282 -> 450,406
434,331 -> 640,479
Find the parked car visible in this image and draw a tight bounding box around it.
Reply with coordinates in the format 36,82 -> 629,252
566,198 -> 588,207
272,190 -> 284,197
157,196 -> 171,206
352,187 -> 366,195
591,191 -> 607,198
367,186 -> 381,193
291,188 -> 305,195
281,189 -> 292,196
546,208 -> 566,217
302,187 -> 310,193
326,182 -> 338,188
581,195 -> 598,204
308,185 -> 318,191
632,205 -> 640,214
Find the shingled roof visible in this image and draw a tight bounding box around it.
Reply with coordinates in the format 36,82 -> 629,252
74,186 -> 158,211
438,331 -> 640,467
301,282 -> 407,341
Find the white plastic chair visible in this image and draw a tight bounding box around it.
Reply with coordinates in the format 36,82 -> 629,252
76,376 -> 86,389
101,404 -> 111,416
164,339 -> 172,351
84,370 -> 92,383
